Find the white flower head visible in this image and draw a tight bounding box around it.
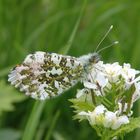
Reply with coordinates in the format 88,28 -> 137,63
83,61 -> 140,105
84,62 -> 108,96
84,61 -> 122,93
78,104 -> 130,130
89,105 -> 107,125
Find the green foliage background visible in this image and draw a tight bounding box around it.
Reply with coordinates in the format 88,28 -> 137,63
0,0 -> 140,140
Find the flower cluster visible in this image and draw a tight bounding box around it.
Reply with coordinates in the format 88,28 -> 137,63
83,61 -> 140,104
79,105 -> 129,130
70,61 -> 140,135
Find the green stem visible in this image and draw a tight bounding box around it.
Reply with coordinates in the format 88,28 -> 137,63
44,110 -> 60,140
22,101 -> 45,140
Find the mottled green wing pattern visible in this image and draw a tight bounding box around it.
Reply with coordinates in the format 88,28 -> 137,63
8,51 -> 84,100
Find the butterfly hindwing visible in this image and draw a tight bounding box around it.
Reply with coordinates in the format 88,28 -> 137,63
8,51 -> 84,100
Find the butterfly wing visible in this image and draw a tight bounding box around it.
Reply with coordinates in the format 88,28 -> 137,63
8,51 -> 83,100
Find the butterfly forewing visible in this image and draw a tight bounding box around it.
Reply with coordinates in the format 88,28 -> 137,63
8,51 -> 84,100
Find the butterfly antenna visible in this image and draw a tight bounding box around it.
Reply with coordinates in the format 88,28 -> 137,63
97,41 -> 119,54
94,25 -> 113,52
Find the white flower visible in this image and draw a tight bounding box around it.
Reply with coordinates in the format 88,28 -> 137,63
132,82 -> 140,102
121,63 -> 140,90
96,72 -> 108,88
79,105 -> 107,119
83,61 -> 122,93
78,105 -> 106,125
89,105 -> 106,125
104,62 -> 122,83
104,110 -> 129,130
83,81 -> 97,89
121,63 -> 139,83
93,105 -> 107,115
84,67 -> 108,96
103,111 -> 116,128
84,61 -> 107,87
111,115 -> 129,130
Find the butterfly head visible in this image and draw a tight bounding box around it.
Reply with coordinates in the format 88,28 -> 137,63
89,53 -> 100,64
78,52 -> 100,67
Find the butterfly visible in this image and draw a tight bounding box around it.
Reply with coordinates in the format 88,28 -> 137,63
8,51 -> 100,100
8,25 -> 118,100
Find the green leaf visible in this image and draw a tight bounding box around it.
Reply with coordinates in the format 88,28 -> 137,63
69,98 -> 94,112
0,81 -> 26,116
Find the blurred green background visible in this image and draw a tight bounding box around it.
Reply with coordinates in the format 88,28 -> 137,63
0,0 -> 140,140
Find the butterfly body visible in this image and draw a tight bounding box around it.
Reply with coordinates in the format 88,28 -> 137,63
8,51 -> 100,100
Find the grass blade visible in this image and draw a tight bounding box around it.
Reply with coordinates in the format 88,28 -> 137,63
22,101 -> 45,140
44,110 -> 60,140
59,0 -> 87,54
